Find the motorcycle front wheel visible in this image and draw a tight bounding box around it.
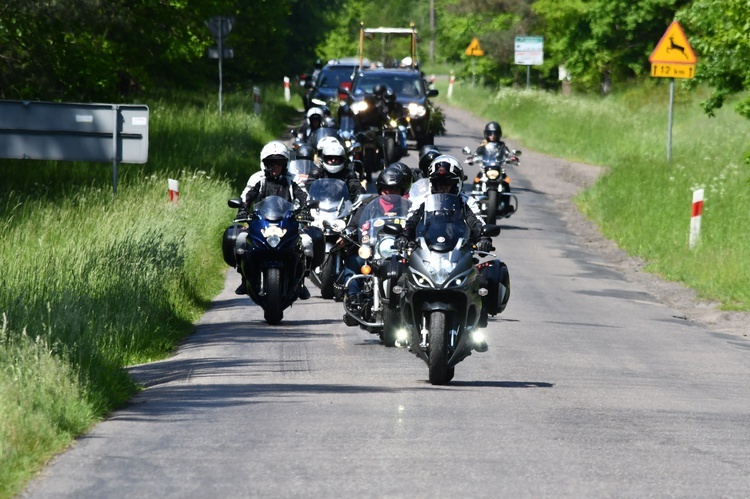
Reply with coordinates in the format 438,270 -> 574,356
318,253 -> 336,299
428,311 -> 454,384
381,301 -> 400,347
263,267 -> 284,325
486,188 -> 499,225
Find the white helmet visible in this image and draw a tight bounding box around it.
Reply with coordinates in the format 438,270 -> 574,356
320,140 -> 347,174
316,136 -> 342,158
428,155 -> 464,195
259,141 -> 290,178
306,107 -> 324,125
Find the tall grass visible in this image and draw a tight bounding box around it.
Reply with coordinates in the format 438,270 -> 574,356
435,78 -> 750,310
0,87 -> 300,498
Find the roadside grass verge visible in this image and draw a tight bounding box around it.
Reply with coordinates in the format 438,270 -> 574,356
0,87 -> 300,498
435,79 -> 750,311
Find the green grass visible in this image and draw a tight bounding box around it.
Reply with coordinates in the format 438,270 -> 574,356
434,78 -> 750,311
0,87 -> 301,498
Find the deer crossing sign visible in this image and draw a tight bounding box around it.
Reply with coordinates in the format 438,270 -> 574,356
649,21 -> 697,79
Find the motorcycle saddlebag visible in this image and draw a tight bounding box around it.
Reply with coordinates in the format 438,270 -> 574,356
479,259 -> 510,315
222,224 -> 243,268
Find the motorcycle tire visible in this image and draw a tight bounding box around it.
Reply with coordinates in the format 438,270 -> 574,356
263,268 -> 284,325
381,301 -> 400,347
319,254 -> 336,299
383,136 -> 398,165
363,148 -> 377,180
486,189 -> 499,225
428,311 -> 451,385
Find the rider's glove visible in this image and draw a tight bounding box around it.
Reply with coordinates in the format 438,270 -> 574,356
236,204 -> 250,220
476,237 -> 494,252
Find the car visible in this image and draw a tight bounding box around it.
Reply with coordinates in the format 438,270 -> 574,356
303,58 -> 367,111
340,67 -> 442,148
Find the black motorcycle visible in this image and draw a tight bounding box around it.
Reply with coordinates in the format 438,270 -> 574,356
464,143 -> 521,224
225,196 -> 312,325
343,194 -> 411,346
390,194 -> 503,384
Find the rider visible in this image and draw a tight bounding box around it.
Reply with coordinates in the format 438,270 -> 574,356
339,166 -> 411,325
397,155 -> 492,253
307,139 -> 365,202
235,140 -> 313,299
476,121 -> 509,157
417,145 -> 441,178
298,107 -> 325,142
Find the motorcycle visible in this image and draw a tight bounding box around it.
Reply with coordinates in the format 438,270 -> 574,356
304,178 -> 356,299
463,143 -> 522,224
343,193 -> 411,346
389,193 -> 504,384
225,196 -> 314,325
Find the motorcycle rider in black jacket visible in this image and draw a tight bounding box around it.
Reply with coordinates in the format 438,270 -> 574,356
306,139 -> 365,202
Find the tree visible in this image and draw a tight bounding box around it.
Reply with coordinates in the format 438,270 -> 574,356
679,0 -> 750,118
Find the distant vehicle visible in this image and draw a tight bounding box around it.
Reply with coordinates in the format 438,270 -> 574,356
303,58 -> 369,111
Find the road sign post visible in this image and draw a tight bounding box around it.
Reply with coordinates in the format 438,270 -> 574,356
648,21 -> 697,162
514,37 -> 544,89
465,37 -> 484,85
205,16 -> 235,117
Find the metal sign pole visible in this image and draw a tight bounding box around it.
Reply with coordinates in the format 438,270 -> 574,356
526,66 -> 530,89
112,105 -> 118,196
667,78 -> 674,162
218,17 -> 223,117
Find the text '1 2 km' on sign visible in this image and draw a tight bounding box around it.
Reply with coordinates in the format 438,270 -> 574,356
649,21 -> 697,79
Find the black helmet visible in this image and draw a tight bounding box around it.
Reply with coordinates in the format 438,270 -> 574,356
483,121 -> 502,142
376,166 -> 409,195
295,143 -> 315,161
372,83 -> 387,96
428,155 -> 464,195
418,146 -> 441,177
388,162 -> 413,192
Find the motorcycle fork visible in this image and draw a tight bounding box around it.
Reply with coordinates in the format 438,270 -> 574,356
419,312 -> 459,350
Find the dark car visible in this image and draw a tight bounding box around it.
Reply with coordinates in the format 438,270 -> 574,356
303,59 -> 363,111
341,67 -> 441,148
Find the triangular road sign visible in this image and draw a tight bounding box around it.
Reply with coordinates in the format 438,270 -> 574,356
649,21 -> 697,64
465,37 -> 484,57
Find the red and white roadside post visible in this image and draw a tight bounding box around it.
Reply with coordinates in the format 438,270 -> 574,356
253,86 -> 261,115
284,76 -> 291,102
689,188 -> 704,249
447,71 -> 455,98
168,179 -> 179,203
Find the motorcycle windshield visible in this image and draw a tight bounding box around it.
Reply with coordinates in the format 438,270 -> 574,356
339,116 -> 356,135
417,194 -> 470,252
358,194 -> 410,243
310,127 -> 341,150
254,196 -> 295,222
288,159 -> 315,186
307,178 -> 353,221
481,142 -> 502,169
408,178 -> 431,211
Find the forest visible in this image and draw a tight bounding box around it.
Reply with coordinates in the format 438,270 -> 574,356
1,0 -> 749,118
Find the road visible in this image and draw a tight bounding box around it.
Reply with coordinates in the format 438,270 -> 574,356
23,105 -> 750,498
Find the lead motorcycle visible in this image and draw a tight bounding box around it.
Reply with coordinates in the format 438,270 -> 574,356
343,193 -> 411,346
463,142 -> 521,224
390,193 -> 505,384
225,196 -> 314,325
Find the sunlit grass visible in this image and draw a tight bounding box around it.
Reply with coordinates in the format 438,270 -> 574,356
0,87 -> 301,498
436,78 -> 750,311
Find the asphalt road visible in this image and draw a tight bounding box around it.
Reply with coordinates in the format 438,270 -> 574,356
22,105 -> 750,498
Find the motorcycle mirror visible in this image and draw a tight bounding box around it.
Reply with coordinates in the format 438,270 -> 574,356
305,200 -> 320,210
228,198 -> 243,209
427,89 -> 439,97
481,224 -> 501,237
462,146 -> 472,155
512,150 -> 522,157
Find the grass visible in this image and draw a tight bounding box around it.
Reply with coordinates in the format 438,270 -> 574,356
0,87 -> 301,498
433,77 -> 750,311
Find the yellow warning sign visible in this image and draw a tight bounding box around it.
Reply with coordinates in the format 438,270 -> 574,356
649,21 -> 697,64
465,37 -> 484,57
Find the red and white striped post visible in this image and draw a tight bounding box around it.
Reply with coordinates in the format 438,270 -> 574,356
283,76 -> 291,102
447,71 -> 455,98
689,188 -> 704,249
168,179 -> 179,203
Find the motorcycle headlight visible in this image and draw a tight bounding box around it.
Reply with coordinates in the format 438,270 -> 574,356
330,219 -> 347,232
389,119 -> 398,128
407,103 -> 427,118
486,169 -> 501,180
427,255 -> 456,286
267,235 -> 281,248
358,245 -> 372,260
375,236 -> 396,259
352,101 -> 369,114
410,269 -> 435,289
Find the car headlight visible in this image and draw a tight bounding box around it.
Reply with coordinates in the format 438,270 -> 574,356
407,103 -> 427,118
352,101 -> 369,114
